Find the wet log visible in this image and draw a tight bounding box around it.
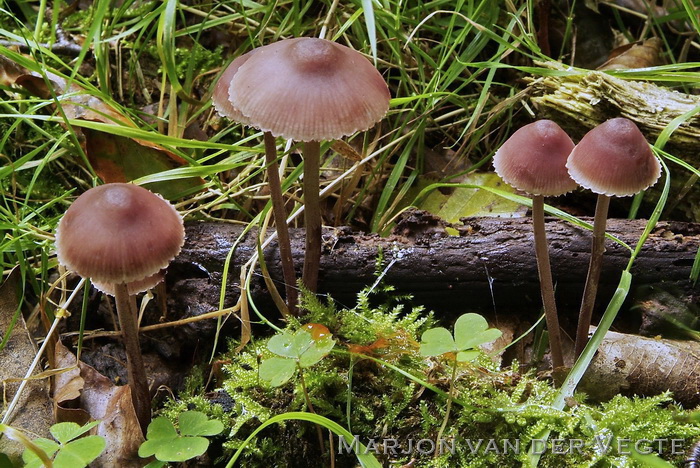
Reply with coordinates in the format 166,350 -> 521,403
166,212 -> 699,329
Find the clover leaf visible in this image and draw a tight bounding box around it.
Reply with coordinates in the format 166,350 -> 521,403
22,421 -> 105,468
420,313 -> 501,362
259,329 -> 335,387
138,411 -> 223,463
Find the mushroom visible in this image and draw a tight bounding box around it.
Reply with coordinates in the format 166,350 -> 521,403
493,120 -> 577,370
566,117 -> 661,356
213,37 -> 390,302
55,183 -> 185,432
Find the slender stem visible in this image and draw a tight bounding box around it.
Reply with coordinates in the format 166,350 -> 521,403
264,132 -> 298,315
302,141 -> 322,293
434,359 -> 457,458
532,195 -> 564,370
574,195 -> 611,357
114,283 -> 151,434
298,367 -> 326,456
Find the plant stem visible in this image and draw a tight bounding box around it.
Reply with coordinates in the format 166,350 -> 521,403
302,140 -> 322,293
264,132 -> 298,316
574,194 -> 611,356
114,283 -> 151,434
434,358 -> 457,458
531,195 -> 564,370
298,367 -> 326,457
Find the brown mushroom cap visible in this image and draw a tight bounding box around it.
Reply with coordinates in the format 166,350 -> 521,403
212,50 -> 256,124
55,183 -> 184,288
92,270 -> 165,296
220,37 -> 390,141
493,120 -> 578,196
566,118 -> 661,197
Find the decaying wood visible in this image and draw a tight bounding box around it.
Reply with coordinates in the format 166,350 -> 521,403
166,213 -> 699,329
580,329 -> 700,407
528,61 -> 700,159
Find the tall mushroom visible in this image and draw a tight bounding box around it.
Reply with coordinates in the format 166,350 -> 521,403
55,183 -> 185,432
493,120 -> 577,370
566,118 -> 661,356
213,37 -> 390,305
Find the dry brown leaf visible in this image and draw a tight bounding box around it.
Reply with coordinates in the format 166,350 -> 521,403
0,270 -> 53,464
1,56 -> 204,199
597,38 -> 663,70
54,342 -> 145,468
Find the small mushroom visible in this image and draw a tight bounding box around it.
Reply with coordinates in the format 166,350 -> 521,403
213,37 -> 390,302
55,183 -> 185,432
493,120 -> 577,370
566,117 -> 661,356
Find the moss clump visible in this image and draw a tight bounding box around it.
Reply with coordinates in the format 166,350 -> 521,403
162,265 -> 700,467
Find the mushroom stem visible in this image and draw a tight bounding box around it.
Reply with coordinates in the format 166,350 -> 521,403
302,140 -> 322,293
264,132 -> 298,316
574,194 -> 611,356
113,283 -> 151,434
532,195 -> 565,370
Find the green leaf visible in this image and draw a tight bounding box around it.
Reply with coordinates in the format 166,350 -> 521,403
298,336 -> 335,368
22,439 -> 59,468
139,413 -> 219,462
153,436 -> 209,462
267,331 -> 312,359
143,461 -> 167,468
53,436 -> 106,468
259,357 -> 297,387
0,453 -> 14,468
179,411 -> 224,437
419,327 -> 455,356
49,421 -> 99,445
454,313 -> 502,350
145,417 -> 178,441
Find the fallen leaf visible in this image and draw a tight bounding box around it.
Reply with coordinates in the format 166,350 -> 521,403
53,342 -> 144,468
417,173 -> 526,223
598,38 -> 663,70
1,56 -> 203,199
0,270 -> 53,465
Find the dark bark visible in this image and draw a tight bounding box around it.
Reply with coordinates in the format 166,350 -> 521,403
166,212 -> 699,332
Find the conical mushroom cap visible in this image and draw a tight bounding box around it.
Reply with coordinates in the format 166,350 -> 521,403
92,270 -> 165,296
493,120 -> 578,196
212,50 -> 257,124
566,118 -> 661,197
224,37 -> 390,141
55,183 -> 185,287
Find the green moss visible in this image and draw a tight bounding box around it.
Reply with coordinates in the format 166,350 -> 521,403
161,279 -> 700,467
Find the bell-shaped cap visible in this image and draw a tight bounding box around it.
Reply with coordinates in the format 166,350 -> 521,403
212,50 -> 257,124
215,37 -> 390,142
493,120 -> 578,196
92,270 -> 165,296
55,184 -> 185,289
566,118 -> 661,197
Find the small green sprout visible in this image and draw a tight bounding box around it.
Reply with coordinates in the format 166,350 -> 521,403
259,326 -> 335,387
18,421 -> 105,468
138,411 -> 224,467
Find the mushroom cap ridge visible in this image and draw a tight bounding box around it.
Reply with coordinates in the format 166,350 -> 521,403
55,183 -> 185,286
566,118 -> 661,197
493,120 -> 578,196
225,37 -> 390,142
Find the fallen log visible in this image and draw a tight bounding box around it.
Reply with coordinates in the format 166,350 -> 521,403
166,212 -> 699,329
